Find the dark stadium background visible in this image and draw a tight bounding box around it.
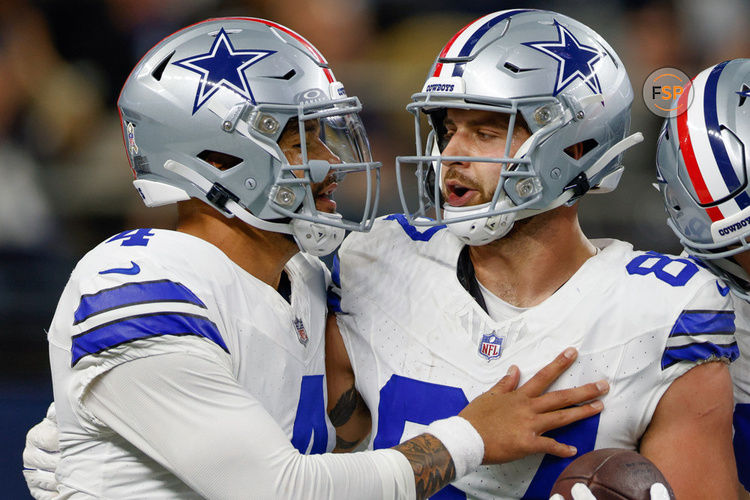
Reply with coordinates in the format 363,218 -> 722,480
2,0 -> 747,496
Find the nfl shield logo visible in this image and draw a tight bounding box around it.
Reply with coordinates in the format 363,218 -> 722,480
293,318 -> 309,346
478,332 -> 503,361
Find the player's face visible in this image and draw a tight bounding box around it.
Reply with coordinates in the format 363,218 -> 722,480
278,119 -> 340,214
439,108 -> 530,207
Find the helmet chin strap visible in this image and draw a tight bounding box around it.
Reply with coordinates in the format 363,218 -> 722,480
164,159 -> 344,256
443,200 -> 516,245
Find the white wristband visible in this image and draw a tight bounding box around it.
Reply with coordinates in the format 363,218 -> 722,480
424,416 -> 484,479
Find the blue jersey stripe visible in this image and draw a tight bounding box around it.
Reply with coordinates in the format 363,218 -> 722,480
668,310 -> 735,337
384,214 -> 445,242
74,280 -> 206,324
328,254 -> 343,313
71,312 -> 227,366
703,60 -> 750,207
331,254 -> 341,288
661,341 -> 739,369
327,293 -> 342,314
735,403 -> 750,491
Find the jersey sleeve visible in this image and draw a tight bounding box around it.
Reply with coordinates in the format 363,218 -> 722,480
621,277 -> 741,441
85,351 -> 416,500
659,278 -> 739,378
47,244 -> 232,425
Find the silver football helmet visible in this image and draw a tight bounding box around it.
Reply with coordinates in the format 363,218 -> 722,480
118,17 -> 380,256
657,58 -> 750,298
396,9 -> 642,245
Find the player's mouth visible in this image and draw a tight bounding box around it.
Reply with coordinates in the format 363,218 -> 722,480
444,179 -> 480,207
314,182 -> 338,213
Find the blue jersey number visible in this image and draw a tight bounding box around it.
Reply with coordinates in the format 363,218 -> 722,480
521,414 -> 600,499
291,375 -> 328,455
107,228 -> 155,247
626,251 -> 699,287
374,374 -> 600,499
735,403 -> 750,491
374,375 -> 469,499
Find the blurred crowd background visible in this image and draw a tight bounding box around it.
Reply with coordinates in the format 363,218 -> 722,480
1,0 -> 748,496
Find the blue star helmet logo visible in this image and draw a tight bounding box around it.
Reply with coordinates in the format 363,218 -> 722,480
172,28 -> 276,114
523,20 -> 604,97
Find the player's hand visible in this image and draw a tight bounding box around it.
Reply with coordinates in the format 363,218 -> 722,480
459,348 -> 608,464
23,403 -> 60,500
549,482 -> 672,500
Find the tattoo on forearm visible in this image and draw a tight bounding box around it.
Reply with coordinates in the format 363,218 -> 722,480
394,434 -> 456,500
328,386 -> 364,427
335,434 -> 360,451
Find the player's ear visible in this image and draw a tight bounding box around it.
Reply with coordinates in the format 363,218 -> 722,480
564,142 -> 585,160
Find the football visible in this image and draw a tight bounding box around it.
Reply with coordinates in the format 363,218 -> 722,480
550,448 -> 676,500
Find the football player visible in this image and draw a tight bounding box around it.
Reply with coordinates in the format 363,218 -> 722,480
329,10 -> 740,499
22,17 -> 610,500
654,58 -> 750,499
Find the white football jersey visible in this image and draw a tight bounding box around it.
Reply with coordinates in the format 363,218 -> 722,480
48,228 -> 334,497
335,215 -> 739,500
731,295 -> 750,490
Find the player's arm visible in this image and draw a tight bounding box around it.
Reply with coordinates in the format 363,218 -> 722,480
83,351 -> 421,499
82,346 -> 607,500
640,360 -> 738,500
325,313 -> 371,452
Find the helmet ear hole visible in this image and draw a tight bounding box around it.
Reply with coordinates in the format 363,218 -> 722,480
564,139 -> 598,160
197,150 -> 243,171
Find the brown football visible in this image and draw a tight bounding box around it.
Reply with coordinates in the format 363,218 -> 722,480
550,448 -> 676,500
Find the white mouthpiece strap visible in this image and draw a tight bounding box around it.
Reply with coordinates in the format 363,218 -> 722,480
164,159 -> 214,192
225,200 -> 293,234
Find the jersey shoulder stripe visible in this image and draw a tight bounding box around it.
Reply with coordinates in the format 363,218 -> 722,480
662,309 -> 738,369
383,214 -> 446,242
668,309 -> 735,337
73,279 -> 206,324
662,341 -> 739,370
71,312 -> 227,366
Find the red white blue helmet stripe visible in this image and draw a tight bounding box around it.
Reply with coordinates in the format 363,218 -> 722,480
432,10 -> 531,78
679,60 -> 749,222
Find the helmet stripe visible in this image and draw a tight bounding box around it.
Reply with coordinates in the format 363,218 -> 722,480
684,69 -> 734,204
433,10 -> 531,78
433,21 -> 473,77
677,80 -> 724,221
239,17 -> 335,83
453,9 -> 532,77
703,61 -> 750,208
456,9 -> 531,58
